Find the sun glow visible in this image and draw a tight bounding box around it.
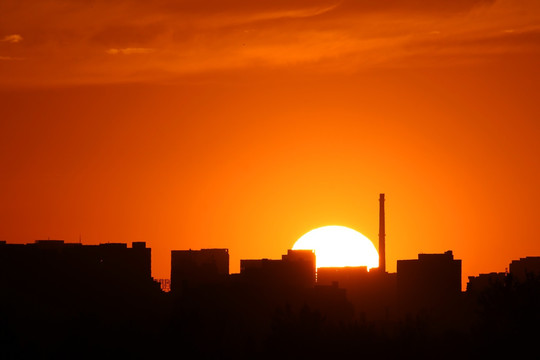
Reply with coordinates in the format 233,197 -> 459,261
293,226 -> 379,269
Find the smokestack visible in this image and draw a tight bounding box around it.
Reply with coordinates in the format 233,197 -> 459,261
379,193 -> 386,273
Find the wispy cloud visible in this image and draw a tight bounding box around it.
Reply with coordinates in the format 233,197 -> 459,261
1,34 -> 23,43
2,0 -> 540,87
106,48 -> 155,55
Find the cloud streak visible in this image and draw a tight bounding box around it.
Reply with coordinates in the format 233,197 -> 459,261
1,0 -> 539,87
1,34 -> 23,43
106,48 -> 155,55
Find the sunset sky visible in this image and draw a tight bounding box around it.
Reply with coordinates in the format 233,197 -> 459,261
1,0 -> 539,284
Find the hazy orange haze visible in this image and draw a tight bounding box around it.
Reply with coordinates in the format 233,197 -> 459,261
1,0 -> 540,285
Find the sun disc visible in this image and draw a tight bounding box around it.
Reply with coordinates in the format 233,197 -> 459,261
293,226 -> 379,269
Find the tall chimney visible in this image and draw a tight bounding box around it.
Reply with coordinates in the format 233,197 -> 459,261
379,193 -> 386,273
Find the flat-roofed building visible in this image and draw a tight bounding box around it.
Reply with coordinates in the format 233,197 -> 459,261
317,266 -> 396,320
0,240 -> 156,298
239,249 -> 315,290
467,272 -> 507,294
170,248 -> 229,294
397,250 -> 462,313
510,257 -> 540,283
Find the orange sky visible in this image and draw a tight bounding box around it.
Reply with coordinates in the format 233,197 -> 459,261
1,0 -> 540,285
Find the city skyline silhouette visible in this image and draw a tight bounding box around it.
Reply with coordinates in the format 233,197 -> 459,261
2,226 -> 540,358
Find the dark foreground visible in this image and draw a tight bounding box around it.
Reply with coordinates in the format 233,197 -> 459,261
2,274 -> 540,359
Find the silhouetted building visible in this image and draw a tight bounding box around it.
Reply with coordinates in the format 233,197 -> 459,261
0,240 -> 153,288
509,256 -> 540,283
317,266 -> 368,284
0,240 -> 164,358
170,248 -> 229,294
307,282 -> 354,321
397,251 -> 462,313
282,249 -> 317,287
232,249 -> 351,325
0,238 -> 160,325
467,272 -> 507,294
239,249 -> 316,290
317,266 -> 397,320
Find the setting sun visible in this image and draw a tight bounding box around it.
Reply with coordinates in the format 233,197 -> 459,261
293,226 -> 379,269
